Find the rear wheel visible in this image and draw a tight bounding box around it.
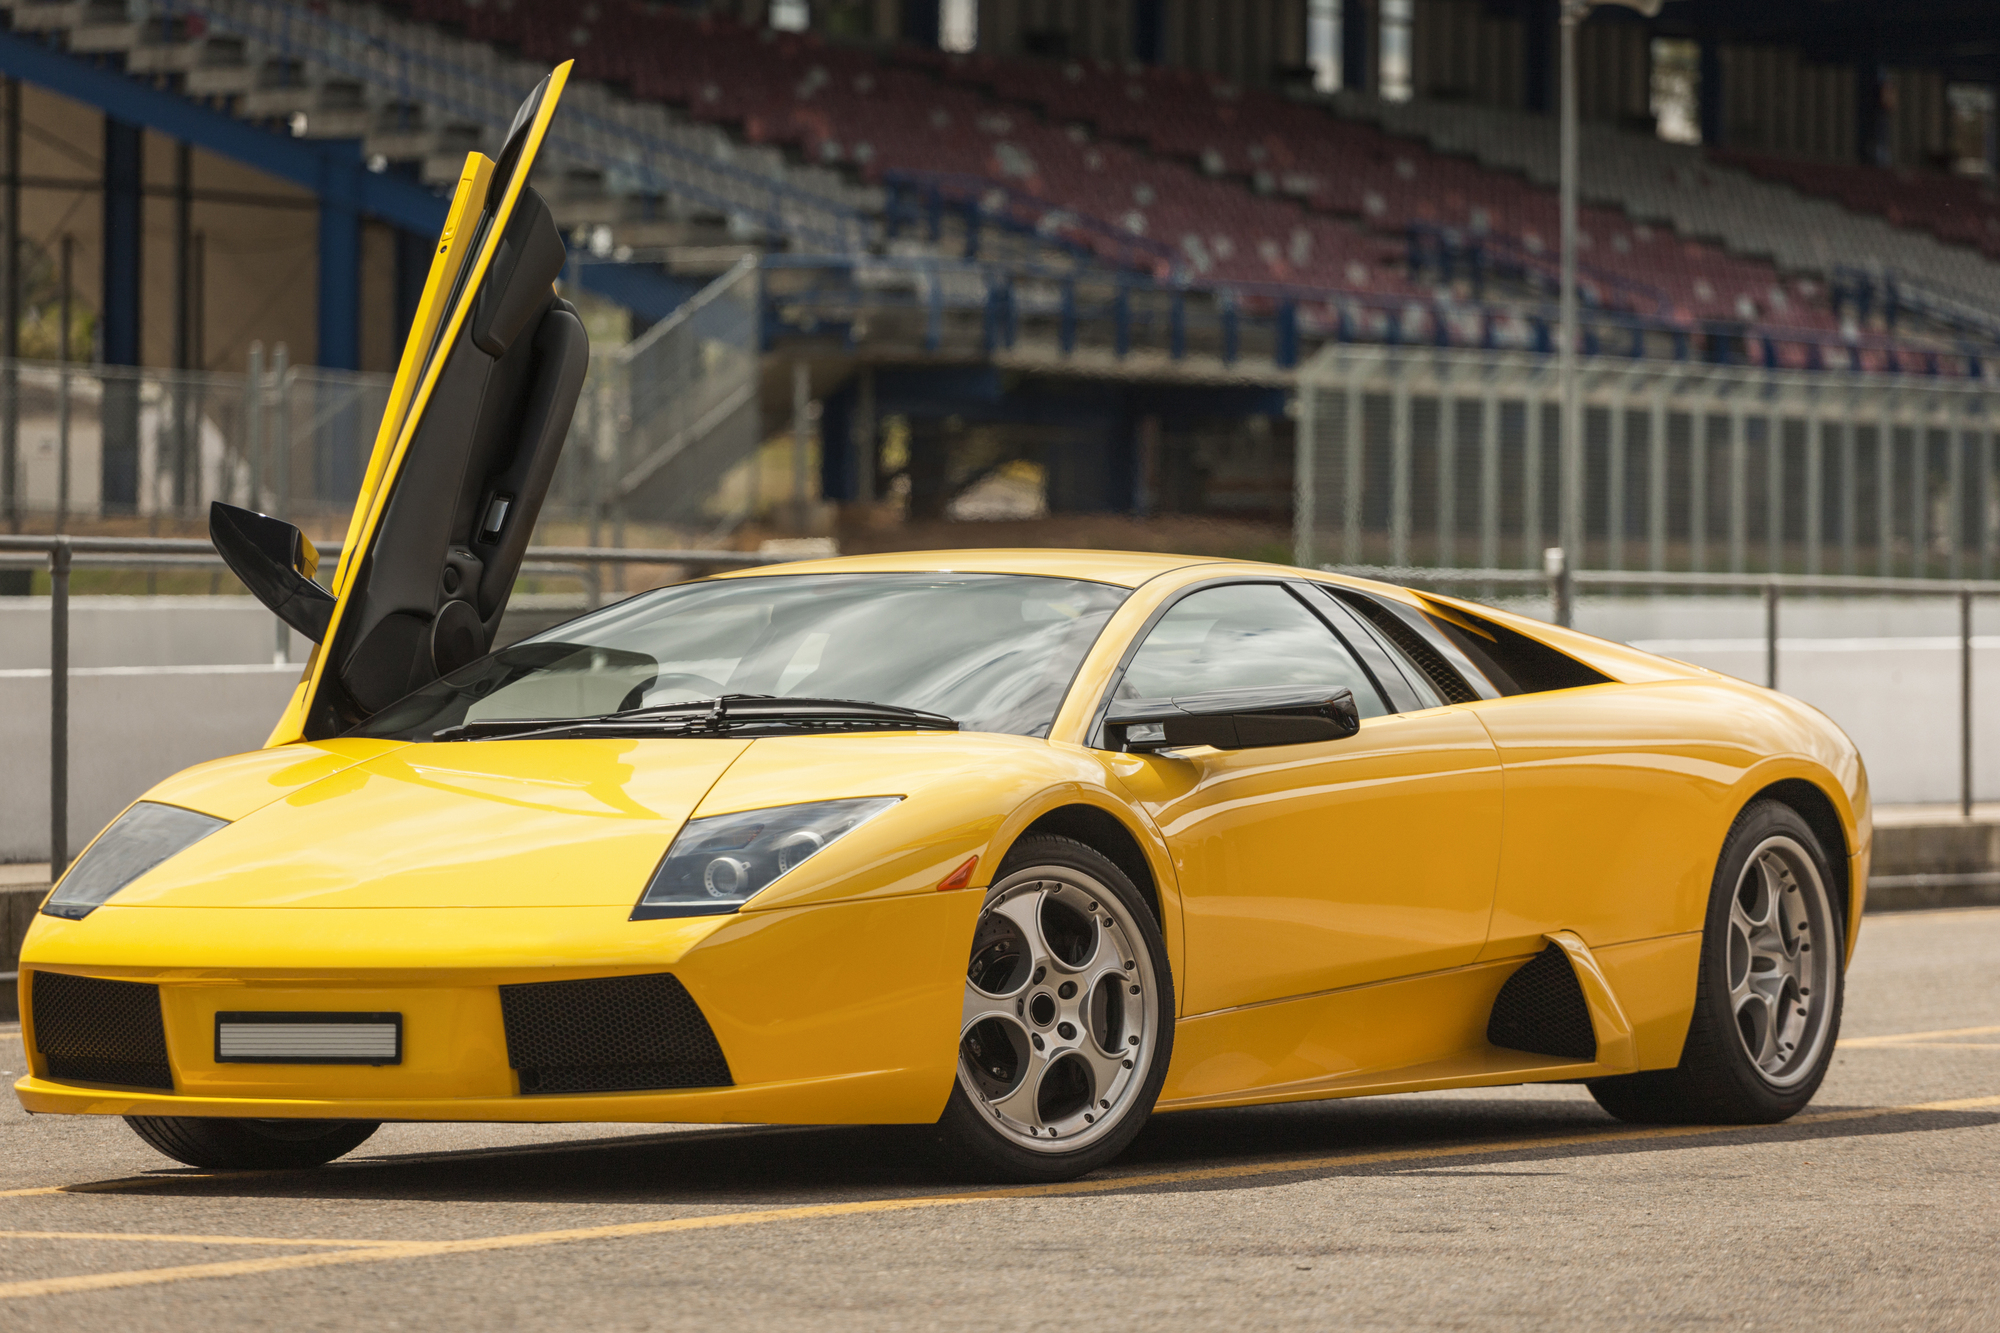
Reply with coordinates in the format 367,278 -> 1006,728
926,834 -> 1173,1182
124,1116 -> 380,1170
1589,800 -> 1844,1124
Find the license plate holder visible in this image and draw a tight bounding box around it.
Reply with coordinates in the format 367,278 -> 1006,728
214,1012 -> 403,1065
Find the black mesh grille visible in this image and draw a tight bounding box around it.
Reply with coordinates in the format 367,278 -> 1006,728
1486,945 -> 1597,1061
1338,594 -> 1480,704
498,972 -> 732,1095
31,970 -> 174,1090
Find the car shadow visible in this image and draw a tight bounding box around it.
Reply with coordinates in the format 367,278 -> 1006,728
52,1093 -> 2000,1207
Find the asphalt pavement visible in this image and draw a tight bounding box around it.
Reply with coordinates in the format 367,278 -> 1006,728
1,906 -> 1995,1331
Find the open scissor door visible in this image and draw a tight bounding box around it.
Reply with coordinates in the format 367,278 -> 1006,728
258,63 -> 588,743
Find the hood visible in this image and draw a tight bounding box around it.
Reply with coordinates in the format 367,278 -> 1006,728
111,739 -> 751,909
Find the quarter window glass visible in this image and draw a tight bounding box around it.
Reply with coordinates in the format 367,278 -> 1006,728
1115,584 -> 1389,718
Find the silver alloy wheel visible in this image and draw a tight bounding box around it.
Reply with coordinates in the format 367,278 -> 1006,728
957,864 -> 1161,1154
1726,834 -> 1837,1088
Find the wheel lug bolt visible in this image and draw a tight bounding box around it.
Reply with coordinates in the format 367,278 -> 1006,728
1130,985 -> 1140,994
1099,1099 -> 1109,1109
1032,1033 -> 1045,1050
1128,1035 -> 1139,1046
1122,1059 -> 1133,1068
1032,966 -> 1046,984
1058,981 -> 1077,999
1058,1021 -> 1077,1040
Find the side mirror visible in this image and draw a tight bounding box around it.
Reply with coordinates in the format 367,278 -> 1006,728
1105,686 -> 1361,754
210,501 -> 338,643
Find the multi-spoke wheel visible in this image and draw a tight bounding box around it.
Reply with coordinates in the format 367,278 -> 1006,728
1590,800 -> 1845,1125
929,834 -> 1173,1181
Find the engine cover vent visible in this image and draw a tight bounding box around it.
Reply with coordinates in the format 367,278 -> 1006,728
1486,944 -> 1597,1062
498,972 -> 732,1095
31,970 -> 175,1090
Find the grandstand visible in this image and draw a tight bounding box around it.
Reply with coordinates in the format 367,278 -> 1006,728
0,0 -> 1996,564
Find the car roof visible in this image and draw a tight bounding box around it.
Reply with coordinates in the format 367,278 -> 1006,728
707,548 -> 1276,589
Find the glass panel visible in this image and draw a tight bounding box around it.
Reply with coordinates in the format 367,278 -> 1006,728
352,572 -> 1126,741
1115,584 -> 1389,717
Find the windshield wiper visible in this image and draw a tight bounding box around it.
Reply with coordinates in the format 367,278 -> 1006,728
433,695 -> 958,742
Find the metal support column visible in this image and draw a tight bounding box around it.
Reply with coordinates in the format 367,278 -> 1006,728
1963,587 -> 1975,817
1341,367 -> 1364,565
1481,394 -> 1500,571
1728,406 -> 1747,573
316,170 -> 362,372
1690,410 -> 1707,572
1949,420 -> 1965,582
1878,411 -> 1895,579
1806,417 -> 1823,576
1841,416 -> 1857,576
1525,397 -> 1545,569
49,537 -> 70,874
0,77 -> 16,538
791,359 -> 812,534
1438,390 -> 1458,568
1648,396 -> 1667,573
1912,420 -> 1929,579
101,118 -> 144,513
1294,376 -> 1316,568
1389,382 -> 1411,567
1608,401 -> 1627,572
1764,582 -> 1779,691
1766,414 -> 1783,573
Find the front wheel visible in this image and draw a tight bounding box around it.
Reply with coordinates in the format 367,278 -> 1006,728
124,1116 -> 381,1170
926,834 -> 1174,1183
1589,800 -> 1845,1124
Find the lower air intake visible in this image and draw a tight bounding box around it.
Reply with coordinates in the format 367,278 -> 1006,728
31,970 -> 175,1090
1486,944 -> 1598,1062
498,972 -> 732,1095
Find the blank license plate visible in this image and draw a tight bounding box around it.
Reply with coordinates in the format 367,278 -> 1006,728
215,1012 -> 402,1064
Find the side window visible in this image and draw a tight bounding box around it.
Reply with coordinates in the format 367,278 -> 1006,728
1114,584 -> 1391,719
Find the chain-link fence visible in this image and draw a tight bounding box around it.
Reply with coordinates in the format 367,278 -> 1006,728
1294,345 -> 2000,577
0,354 -> 391,532
0,264 -> 764,542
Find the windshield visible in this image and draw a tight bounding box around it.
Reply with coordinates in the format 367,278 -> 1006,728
351,572 -> 1128,742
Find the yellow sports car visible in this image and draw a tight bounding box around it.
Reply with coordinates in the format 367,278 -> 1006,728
13,68 -> 1868,1184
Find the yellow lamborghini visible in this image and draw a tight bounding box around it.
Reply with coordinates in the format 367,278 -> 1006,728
13,68 -> 1869,1184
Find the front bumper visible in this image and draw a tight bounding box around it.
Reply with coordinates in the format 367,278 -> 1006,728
14,892 -> 982,1124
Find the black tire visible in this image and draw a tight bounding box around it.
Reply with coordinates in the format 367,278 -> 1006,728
124,1116 -> 381,1170
1589,800 -> 1845,1124
924,834 -> 1174,1183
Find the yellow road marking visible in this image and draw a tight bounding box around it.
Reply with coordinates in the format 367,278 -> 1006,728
1842,1025 -> 2000,1047
0,1093 -> 1994,1302
0,1232 -> 403,1248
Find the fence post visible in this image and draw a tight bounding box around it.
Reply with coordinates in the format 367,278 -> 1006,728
1963,586 -> 1974,818
1764,581 -> 1779,690
49,536 -> 70,875
1545,545 -> 1571,627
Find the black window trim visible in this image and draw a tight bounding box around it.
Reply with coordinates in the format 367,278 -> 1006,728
1319,585 -> 1503,702
1083,576 -> 1404,751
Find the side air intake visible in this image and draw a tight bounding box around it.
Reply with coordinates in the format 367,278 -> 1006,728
30,970 -> 175,1090
498,972 -> 733,1095
1486,944 -> 1597,1062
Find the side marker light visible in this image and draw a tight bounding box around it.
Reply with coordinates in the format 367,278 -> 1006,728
937,855 -> 979,892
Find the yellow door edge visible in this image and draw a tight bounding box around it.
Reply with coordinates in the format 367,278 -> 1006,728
265,62 -> 573,748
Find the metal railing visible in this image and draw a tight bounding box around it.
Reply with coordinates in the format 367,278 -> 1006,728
0,535 -> 783,874
1334,555 -> 1991,818
1296,344 -> 2000,578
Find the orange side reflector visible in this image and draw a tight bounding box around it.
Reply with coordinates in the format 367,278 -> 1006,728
937,855 -> 979,892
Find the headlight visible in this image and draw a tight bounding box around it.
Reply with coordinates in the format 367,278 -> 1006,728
632,797 -> 900,920
42,801 -> 228,920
